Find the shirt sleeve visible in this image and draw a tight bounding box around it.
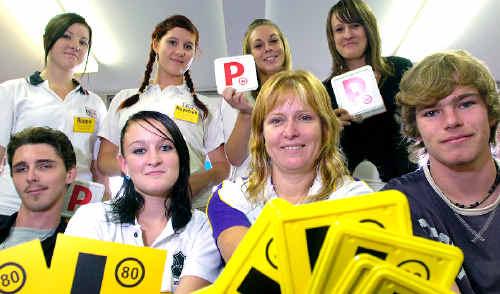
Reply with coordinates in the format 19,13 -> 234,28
382,176 -> 434,239
98,90 -> 129,146
0,82 -> 15,147
220,98 -> 239,143
201,95 -> 225,153
207,182 -> 251,241
94,93 -> 108,138
89,93 -> 108,160
181,212 -> 223,283
65,203 -> 106,239
330,177 -> 374,200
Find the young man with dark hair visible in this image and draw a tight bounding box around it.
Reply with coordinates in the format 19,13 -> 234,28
384,50 -> 500,293
0,127 -> 76,265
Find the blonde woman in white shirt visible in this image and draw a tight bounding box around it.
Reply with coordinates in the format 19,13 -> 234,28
209,70 -> 372,262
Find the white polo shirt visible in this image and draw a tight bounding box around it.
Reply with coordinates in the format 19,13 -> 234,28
65,202 -> 222,293
220,94 -> 254,180
207,175 -> 374,241
0,72 -> 106,215
99,84 -> 224,208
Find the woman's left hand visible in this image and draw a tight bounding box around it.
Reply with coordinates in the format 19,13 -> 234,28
222,88 -> 253,114
334,108 -> 353,128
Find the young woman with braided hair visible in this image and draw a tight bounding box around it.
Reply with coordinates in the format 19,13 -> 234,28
98,15 -> 228,208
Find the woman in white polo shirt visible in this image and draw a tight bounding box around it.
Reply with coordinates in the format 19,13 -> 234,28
98,15 -> 228,209
0,13 -> 106,216
66,111 -> 222,293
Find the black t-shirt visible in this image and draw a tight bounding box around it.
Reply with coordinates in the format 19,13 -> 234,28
323,56 -> 416,181
383,169 -> 500,294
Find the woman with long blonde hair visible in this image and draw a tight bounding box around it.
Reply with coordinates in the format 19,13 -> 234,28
208,70 -> 372,261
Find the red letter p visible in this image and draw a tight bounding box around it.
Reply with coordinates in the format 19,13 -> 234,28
67,184 -> 92,211
224,62 -> 244,86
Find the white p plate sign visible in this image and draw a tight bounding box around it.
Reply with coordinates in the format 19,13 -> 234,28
214,55 -> 258,94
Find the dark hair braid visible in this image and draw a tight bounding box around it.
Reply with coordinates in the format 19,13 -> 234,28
118,49 -> 156,110
184,70 -> 208,119
118,14 -> 207,118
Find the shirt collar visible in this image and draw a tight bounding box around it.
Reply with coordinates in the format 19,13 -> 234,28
27,71 -> 89,95
128,214 -> 177,243
144,83 -> 189,95
264,174 -> 323,203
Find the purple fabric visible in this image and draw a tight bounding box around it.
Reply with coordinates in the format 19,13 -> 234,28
207,184 -> 251,242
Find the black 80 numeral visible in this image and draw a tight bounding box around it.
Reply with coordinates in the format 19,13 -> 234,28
120,266 -> 140,280
1,271 -> 20,287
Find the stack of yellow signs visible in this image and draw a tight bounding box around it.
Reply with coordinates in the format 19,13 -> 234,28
195,190 -> 463,294
0,234 -> 166,293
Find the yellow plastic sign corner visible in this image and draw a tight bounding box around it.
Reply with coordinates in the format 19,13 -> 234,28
210,199 -> 291,293
191,284 -> 218,293
311,223 -> 463,291
0,239 -> 50,293
315,253 -> 382,293
273,190 -> 412,292
49,234 -> 166,293
361,263 -> 455,294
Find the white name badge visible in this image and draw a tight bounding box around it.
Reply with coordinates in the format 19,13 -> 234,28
214,55 -> 258,95
62,180 -> 105,217
331,65 -> 386,120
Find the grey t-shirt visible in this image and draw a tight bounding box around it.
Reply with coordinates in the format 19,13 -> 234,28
0,226 -> 55,249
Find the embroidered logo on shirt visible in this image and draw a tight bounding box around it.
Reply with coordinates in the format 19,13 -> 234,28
171,251 -> 186,285
85,106 -> 97,119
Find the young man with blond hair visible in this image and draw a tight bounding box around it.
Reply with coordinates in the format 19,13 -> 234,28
383,50 -> 500,293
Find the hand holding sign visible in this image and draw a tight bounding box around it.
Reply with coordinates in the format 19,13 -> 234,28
222,88 -> 253,115
331,65 -> 386,120
214,55 -> 258,95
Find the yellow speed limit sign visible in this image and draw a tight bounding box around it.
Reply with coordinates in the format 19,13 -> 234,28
49,234 -> 166,293
0,240 -> 50,293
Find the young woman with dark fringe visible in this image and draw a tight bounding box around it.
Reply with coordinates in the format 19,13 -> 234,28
98,15 -> 228,208
0,12 -> 107,216
67,111 -> 222,293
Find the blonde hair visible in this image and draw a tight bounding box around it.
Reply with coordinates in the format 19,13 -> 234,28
397,50 -> 500,160
246,70 -> 348,203
242,19 -> 292,98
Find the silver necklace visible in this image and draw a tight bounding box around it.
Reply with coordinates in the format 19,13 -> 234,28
454,209 -> 496,243
424,163 -> 499,243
